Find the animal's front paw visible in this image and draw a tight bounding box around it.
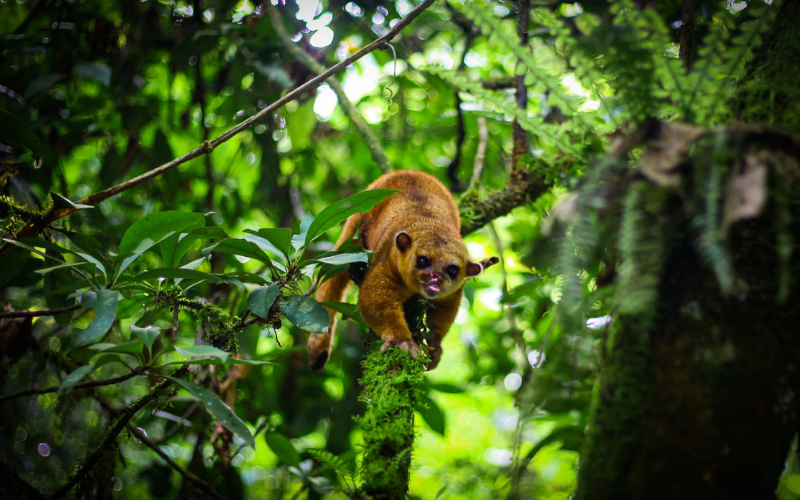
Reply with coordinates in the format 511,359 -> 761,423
381,338 -> 421,358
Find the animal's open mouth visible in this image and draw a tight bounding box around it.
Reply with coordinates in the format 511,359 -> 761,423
422,282 -> 441,296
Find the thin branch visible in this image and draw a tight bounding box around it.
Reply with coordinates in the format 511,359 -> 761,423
47,378 -> 176,500
512,0 -> 531,169
128,425 -> 227,500
268,6 -> 391,174
679,0 -> 698,69
3,0 -> 436,249
0,367 -> 146,403
0,303 -> 82,319
468,117 -> 489,190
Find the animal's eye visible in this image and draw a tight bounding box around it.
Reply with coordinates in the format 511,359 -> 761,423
446,265 -> 459,279
416,256 -> 430,269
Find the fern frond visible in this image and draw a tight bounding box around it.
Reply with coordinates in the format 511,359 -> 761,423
308,448 -> 357,489
691,156 -> 733,295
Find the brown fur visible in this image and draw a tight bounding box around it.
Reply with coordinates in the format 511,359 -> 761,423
307,170 -> 497,371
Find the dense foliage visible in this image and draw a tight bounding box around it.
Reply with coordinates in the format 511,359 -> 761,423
1,0 -> 798,499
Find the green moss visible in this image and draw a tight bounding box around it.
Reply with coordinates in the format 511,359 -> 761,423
355,343 -> 426,499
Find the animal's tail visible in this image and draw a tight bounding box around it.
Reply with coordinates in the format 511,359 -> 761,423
306,213 -> 363,371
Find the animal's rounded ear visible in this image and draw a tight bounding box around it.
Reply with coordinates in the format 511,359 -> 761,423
466,261 -> 483,277
395,232 -> 412,252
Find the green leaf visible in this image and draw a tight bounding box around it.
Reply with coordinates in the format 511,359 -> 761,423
264,432 -> 300,467
0,245 -> 28,287
164,376 -> 255,448
204,238 -> 273,265
292,215 -> 315,251
131,325 -> 161,353
160,219 -> 207,267
72,62 -> 112,87
88,340 -> 144,355
247,284 -> 281,320
243,228 -> 293,260
517,425 -> 584,477
24,73 -> 64,100
74,289 -> 119,344
119,212 -> 206,255
320,301 -> 365,326
175,345 -> 230,363
283,295 -> 329,333
416,393 -> 446,436
313,252 -> 368,266
130,268 -> 244,289
57,364 -> 96,394
161,358 -> 274,367
305,189 -> 397,246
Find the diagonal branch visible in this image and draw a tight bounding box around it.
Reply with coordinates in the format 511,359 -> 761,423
3,0 -> 436,250
0,367 -> 146,403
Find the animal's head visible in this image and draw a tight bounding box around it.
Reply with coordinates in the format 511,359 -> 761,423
394,231 -> 499,299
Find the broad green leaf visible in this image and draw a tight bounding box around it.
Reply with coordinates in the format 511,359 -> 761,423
131,325 -> 161,353
119,212 -> 205,255
161,219 -> 206,267
175,345 -> 230,363
88,340 -> 144,355
130,268 -> 244,289
313,252 -> 368,266
93,354 -> 125,370
320,301 -> 365,326
244,228 -> 293,259
24,73 -> 64,100
74,289 -> 119,344
518,425 -> 584,476
165,376 -> 255,448
57,364 -> 96,394
283,295 -> 329,333
226,272 -> 269,285
264,432 -> 300,467
72,62 -> 112,87
416,393 -> 446,436
204,238 -> 273,265
75,252 -> 107,279
2,238 -> 66,263
304,189 -> 397,246
291,215 -> 315,251
247,284 -> 280,320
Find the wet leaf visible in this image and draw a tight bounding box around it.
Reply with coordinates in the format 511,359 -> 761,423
248,284 -> 280,320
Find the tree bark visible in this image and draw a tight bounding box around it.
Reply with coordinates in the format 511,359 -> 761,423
575,2 -> 800,498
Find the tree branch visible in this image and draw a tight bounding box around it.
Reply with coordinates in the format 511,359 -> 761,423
3,0 -> 436,250
0,304 -> 82,319
47,378 -> 176,500
268,6 -> 392,174
128,425 -> 227,500
0,367 -> 146,403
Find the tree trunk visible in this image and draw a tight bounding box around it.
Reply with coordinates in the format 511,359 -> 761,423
575,2 -> 800,498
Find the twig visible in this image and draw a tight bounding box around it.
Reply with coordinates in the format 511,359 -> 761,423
0,367 -> 146,403
468,117 -> 489,190
47,378 -> 176,500
0,304 -> 82,319
268,6 -> 392,174
156,400 -> 201,444
3,0 -> 436,250
679,0 -> 698,69
128,425 -> 227,500
512,0 -> 531,169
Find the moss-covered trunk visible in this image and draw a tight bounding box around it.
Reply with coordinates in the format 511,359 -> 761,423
356,345 -> 425,499
575,2 -> 800,498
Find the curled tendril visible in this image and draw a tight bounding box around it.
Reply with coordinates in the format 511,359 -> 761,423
383,42 -> 398,109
